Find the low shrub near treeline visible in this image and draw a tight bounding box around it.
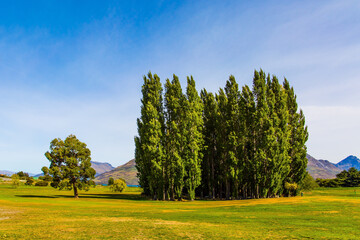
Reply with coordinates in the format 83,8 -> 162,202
299,173 -> 319,190
11,174 -> 20,188
316,167 -> 360,187
110,178 -> 126,192
25,177 -> 35,186
35,181 -> 49,187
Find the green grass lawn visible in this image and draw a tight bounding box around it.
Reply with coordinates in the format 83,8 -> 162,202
0,184 -> 359,239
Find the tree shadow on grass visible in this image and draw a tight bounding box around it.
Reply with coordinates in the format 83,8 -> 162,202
15,193 -> 148,201
75,193 -> 147,201
15,195 -> 58,198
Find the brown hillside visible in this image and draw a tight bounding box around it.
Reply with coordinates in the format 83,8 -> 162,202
91,161 -> 114,177
306,154 -> 342,179
94,159 -> 138,185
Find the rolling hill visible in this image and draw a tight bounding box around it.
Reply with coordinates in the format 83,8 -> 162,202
28,161 -> 115,178
306,154 -> 342,179
91,161 -> 115,177
94,159 -> 138,185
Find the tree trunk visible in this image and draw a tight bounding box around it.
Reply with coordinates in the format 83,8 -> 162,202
162,167 -> 166,201
171,184 -> 175,201
235,182 -> 239,200
211,152 -> 215,200
162,186 -> 166,201
219,182 -> 223,200
73,183 -> 79,198
225,178 -> 230,200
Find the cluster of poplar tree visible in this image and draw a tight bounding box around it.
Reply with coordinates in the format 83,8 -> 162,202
135,69 -> 308,201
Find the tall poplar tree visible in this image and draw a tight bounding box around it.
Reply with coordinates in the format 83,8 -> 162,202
266,76 -> 291,197
183,76 -> 204,201
200,89 -> 218,199
284,79 -> 308,190
224,76 -> 241,199
252,70 -> 270,198
240,85 -> 256,198
135,72 -> 165,199
215,88 -> 228,199
164,75 -> 185,200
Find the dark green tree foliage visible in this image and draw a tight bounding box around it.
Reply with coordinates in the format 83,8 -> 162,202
215,88 -> 228,199
43,135 -> 95,198
16,171 -> 29,179
135,70 -> 308,200
25,177 -> 35,186
239,85 -> 256,198
200,90 -> 218,199
317,167 -> 360,187
35,181 -> 49,186
223,76 -> 241,199
108,177 -> 114,186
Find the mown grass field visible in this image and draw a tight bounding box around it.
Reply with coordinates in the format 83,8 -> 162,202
0,183 -> 359,239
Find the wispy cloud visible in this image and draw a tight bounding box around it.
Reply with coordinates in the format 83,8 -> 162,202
0,1 -> 359,171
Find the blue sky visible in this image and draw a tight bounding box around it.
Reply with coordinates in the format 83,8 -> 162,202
0,0 -> 359,173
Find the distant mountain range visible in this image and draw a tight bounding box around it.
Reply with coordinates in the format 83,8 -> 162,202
335,155 -> 360,171
0,170 -> 38,177
0,170 -> 15,176
25,161 -> 115,178
2,155 -> 359,182
91,161 -> 115,177
306,154 -> 360,179
28,160 -> 136,185
306,154 -> 342,179
94,159 -> 138,185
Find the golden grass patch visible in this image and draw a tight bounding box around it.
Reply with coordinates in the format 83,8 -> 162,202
153,220 -> 190,225
0,207 -> 20,220
161,209 -> 195,213
184,196 -> 308,209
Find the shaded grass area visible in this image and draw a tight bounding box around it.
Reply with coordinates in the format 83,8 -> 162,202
0,185 -> 359,239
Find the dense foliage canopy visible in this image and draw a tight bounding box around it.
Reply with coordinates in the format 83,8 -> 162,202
135,70 -> 308,200
43,134 -> 96,198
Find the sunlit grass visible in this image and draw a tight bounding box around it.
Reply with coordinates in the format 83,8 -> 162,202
0,184 -> 359,239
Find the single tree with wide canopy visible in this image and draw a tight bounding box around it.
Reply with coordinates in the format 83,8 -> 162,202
43,134 -> 96,198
